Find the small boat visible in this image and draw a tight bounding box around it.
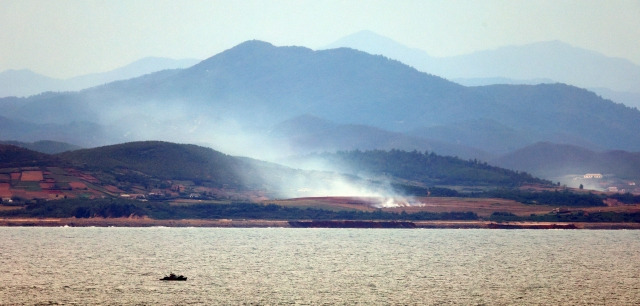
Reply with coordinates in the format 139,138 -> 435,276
160,273 -> 187,281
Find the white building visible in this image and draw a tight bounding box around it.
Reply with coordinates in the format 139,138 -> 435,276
583,173 -> 603,179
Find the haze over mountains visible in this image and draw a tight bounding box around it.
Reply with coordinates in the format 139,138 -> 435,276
493,142 -> 640,182
1,38 -> 640,187
326,31 -> 640,109
0,57 -> 199,98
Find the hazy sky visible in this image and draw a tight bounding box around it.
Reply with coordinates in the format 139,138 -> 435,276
2,0 -> 639,79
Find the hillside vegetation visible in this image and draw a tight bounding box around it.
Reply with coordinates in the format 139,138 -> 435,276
296,149 -> 550,187
2,141 -> 638,221
57,141 -> 245,187
0,144 -> 61,168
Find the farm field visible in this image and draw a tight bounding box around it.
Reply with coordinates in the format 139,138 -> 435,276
0,167 -> 116,201
269,196 -> 640,218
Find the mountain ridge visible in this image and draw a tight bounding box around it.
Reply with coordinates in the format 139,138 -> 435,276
493,142 -> 640,182
1,39 -> 639,162
326,31 -> 640,106
0,57 -> 199,98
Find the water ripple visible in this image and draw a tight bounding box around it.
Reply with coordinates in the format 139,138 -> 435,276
0,228 -> 639,304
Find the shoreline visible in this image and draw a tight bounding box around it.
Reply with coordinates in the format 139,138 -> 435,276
1,217 -> 640,229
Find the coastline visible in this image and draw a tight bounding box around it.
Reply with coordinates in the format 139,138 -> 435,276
1,217 -> 640,229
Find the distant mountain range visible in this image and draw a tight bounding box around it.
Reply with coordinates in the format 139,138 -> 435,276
270,115 -> 492,160
325,31 -> 640,109
0,114 -> 116,148
0,57 -> 200,98
1,40 -> 640,186
493,142 -> 640,182
0,140 -> 81,154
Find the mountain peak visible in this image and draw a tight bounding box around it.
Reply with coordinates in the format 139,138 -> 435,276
330,30 -> 398,44
233,39 -> 276,50
0,69 -> 55,80
194,40 -> 312,70
324,30 -> 417,55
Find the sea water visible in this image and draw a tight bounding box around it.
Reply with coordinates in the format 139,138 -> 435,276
1,227 -> 639,305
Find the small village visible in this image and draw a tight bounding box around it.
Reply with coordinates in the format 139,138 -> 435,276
570,173 -> 639,194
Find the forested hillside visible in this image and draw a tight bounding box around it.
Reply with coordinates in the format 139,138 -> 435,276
292,150 -> 551,187
0,144 -> 61,168
57,141 -> 244,186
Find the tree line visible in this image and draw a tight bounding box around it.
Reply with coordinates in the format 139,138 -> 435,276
489,211 -> 640,223
3,197 -> 637,223
0,198 -> 479,221
395,184 -> 607,207
323,149 -> 551,187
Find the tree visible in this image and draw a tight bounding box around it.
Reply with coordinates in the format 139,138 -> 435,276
579,184 -> 584,190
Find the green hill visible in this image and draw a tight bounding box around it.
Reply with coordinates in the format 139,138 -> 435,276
0,144 -> 61,168
57,141 -> 247,188
0,140 -> 559,193
287,149 -> 551,189
0,141 -> 619,221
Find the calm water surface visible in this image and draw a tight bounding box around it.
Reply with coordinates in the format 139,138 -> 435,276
0,227 -> 639,305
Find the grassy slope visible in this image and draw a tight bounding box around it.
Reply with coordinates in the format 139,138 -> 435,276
57,141 -> 246,188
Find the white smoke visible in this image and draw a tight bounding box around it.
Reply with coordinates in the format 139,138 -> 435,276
240,152 -> 425,208
90,98 -> 424,205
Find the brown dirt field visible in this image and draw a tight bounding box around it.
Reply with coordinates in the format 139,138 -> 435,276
39,182 -> 55,189
21,171 -> 43,182
104,185 -> 124,193
268,196 -> 640,218
0,183 -> 9,190
170,199 -> 232,205
44,190 -> 64,196
271,196 -> 559,217
10,173 -> 20,181
383,197 -> 558,217
79,174 -> 100,183
580,204 -> 640,214
24,191 -> 56,199
68,182 -> 88,189
270,197 -> 380,212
